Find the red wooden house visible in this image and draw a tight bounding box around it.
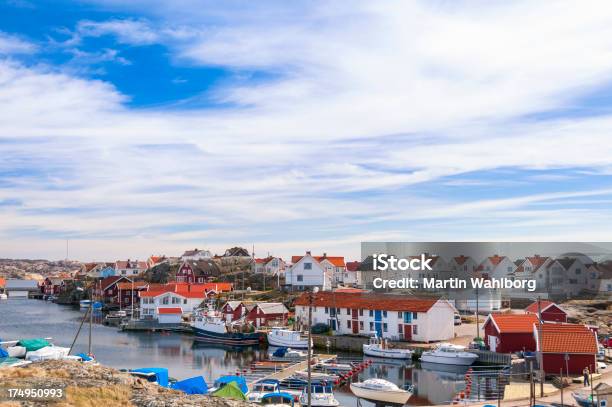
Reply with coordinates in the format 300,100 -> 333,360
175,260 -> 221,284
96,276 -> 131,304
525,300 -> 567,323
535,322 -> 598,374
246,302 -> 289,327
483,313 -> 540,353
41,278 -> 68,295
221,301 -> 250,322
116,281 -> 150,308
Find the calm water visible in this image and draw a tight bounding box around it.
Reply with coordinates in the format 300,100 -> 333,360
0,299 -> 494,406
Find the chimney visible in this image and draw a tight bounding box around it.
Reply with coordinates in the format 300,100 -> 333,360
323,252 -> 327,258
306,251 -> 311,256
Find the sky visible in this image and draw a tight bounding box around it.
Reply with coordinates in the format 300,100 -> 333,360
2,0 -> 612,262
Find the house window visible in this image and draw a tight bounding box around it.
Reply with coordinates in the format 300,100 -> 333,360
347,320 -> 351,329
346,309 -> 350,315
575,268 -> 581,274
382,311 -> 387,318
325,307 -> 329,314
183,299 -> 187,304
413,325 -> 418,335
336,308 -> 340,314
383,323 -> 388,332
369,310 -> 373,317
397,312 -> 403,318
412,312 -> 418,320
369,322 -> 374,331
304,263 -> 312,270
162,297 -> 169,304
297,275 -> 303,282
398,324 -> 403,334
359,309 -> 363,316
569,279 -> 578,284
359,321 -> 364,330
507,266 -> 512,272
122,270 -> 126,275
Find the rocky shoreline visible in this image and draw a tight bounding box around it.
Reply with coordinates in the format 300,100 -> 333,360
0,360 -> 255,407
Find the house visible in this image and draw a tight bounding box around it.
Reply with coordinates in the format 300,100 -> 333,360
157,307 -> 183,324
117,281 -> 150,308
224,247 -> 250,258
176,260 -> 221,283
342,261 -> 361,286
252,256 -> 286,275
246,302 -> 289,327
115,260 -> 147,277
139,286 -> 211,320
180,249 -> 212,262
516,255 -> 552,291
5,279 -> 39,298
147,255 -> 167,269
545,257 -> 591,297
449,255 -> 479,280
525,300 -> 567,323
294,292 -> 456,342
41,277 -> 67,295
597,264 -> 612,294
286,252 -> 336,291
221,301 -> 251,322
483,313 -> 540,353
477,255 -> 516,279
96,276 -> 132,304
450,288 -> 502,313
535,322 -> 598,374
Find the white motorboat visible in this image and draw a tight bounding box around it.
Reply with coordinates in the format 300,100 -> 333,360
363,337 -> 413,360
350,378 -> 412,405
247,379 -> 281,403
299,384 -> 339,407
79,299 -> 92,308
294,369 -> 338,382
267,328 -> 310,349
25,346 -> 70,361
420,343 -> 478,366
0,293 -> 8,300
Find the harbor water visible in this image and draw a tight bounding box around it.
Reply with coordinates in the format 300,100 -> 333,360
0,299 -> 504,406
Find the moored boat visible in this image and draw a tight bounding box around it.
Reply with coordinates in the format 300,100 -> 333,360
572,391 -> 597,407
350,378 -> 412,405
420,343 -> 478,366
191,308 -> 260,346
267,328 -> 310,348
363,337 -> 413,360
298,383 -> 339,407
247,379 -> 281,403
261,392 -> 296,406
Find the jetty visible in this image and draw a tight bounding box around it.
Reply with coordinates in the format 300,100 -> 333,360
246,354 -> 337,391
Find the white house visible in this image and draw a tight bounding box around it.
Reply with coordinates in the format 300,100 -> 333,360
287,252 -> 344,291
294,292 -> 456,342
515,255 -> 552,292
139,289 -> 207,320
477,255 -> 516,279
115,260 -> 147,277
180,248 -> 213,261
252,256 -> 286,275
449,255 -> 479,280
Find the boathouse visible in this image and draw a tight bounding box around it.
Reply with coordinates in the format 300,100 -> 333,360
524,300 -> 567,323
483,313 -> 539,353
246,302 -> 289,327
534,322 -> 598,374
294,291 -> 455,342
5,279 -> 39,298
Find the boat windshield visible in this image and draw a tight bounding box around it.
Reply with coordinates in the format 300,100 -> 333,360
254,384 -> 277,392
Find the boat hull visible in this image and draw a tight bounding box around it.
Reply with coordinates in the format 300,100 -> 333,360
267,334 -> 309,349
350,383 -> 412,405
192,326 -> 260,345
420,353 -> 477,366
363,344 -> 413,360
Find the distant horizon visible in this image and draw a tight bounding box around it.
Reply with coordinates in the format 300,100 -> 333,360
3,2 -> 612,260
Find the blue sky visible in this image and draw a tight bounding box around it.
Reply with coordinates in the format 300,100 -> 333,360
2,0 -> 612,261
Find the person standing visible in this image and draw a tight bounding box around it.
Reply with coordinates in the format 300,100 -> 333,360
583,367 -> 590,387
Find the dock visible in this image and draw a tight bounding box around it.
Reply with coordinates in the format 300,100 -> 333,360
246,354 -> 337,391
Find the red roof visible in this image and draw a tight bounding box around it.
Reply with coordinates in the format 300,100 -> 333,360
333,287 -> 366,293
0,277 -> 5,288
346,261 -> 360,272
294,292 -> 439,312
525,300 -> 565,315
488,255 -> 507,266
526,255 -> 550,271
100,276 -> 127,290
291,255 -> 345,267
117,281 -> 149,290
158,307 -> 183,315
539,323 -> 598,354
486,313 -> 540,333
454,255 -> 470,266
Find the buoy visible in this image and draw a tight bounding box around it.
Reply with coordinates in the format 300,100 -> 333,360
459,392 -> 465,399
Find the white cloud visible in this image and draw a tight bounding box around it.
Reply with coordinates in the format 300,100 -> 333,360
3,1 -> 612,260
0,31 -> 37,54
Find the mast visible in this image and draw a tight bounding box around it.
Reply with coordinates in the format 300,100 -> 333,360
88,286 -> 93,356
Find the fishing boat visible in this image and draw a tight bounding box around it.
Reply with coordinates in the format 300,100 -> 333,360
267,328 -> 310,349
363,337 -> 413,360
247,379 -> 281,403
261,392 -> 296,406
298,383 -> 340,407
572,391 -> 598,407
350,378 -> 412,405
420,343 -> 478,366
191,308 -> 260,346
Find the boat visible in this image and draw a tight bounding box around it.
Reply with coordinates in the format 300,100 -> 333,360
294,370 -> 338,382
267,328 -> 310,349
191,308 -> 260,346
25,346 -> 70,361
129,367 -> 170,387
0,293 -> 8,300
271,347 -> 307,359
261,392 -> 296,406
350,378 -> 413,405
247,379 -> 281,403
363,337 -> 413,360
79,299 -> 91,308
420,343 -> 478,366
298,383 -> 339,407
572,391 -> 598,407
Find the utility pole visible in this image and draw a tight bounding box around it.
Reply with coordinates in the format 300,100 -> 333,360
307,287 -> 319,407
475,285 -> 480,341
537,296 -> 544,397
560,368 -> 563,407
88,287 -> 93,356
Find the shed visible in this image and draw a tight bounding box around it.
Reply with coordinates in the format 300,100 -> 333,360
525,300 -> 567,323
5,279 -> 39,298
483,313 -> 539,353
535,322 -> 598,375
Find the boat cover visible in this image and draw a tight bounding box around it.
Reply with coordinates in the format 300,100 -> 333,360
0,347 -> 7,358
211,381 -> 246,400
262,392 -> 294,402
25,346 -> 70,361
76,353 -> 93,361
214,375 -> 248,393
7,346 -> 26,358
171,375 -> 208,394
130,368 -> 169,387
272,347 -> 288,357
17,338 -> 50,352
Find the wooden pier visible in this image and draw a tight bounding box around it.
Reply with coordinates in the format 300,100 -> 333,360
247,354 -> 337,391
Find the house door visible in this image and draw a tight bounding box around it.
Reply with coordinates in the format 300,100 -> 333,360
352,309 -> 358,319
404,325 -> 412,341
374,310 -> 383,337
352,320 -> 359,334
489,335 -> 498,352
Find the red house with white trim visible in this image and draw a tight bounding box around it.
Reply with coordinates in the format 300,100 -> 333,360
246,302 -> 289,327
535,322 -> 598,374
483,313 -> 539,353
525,300 -> 567,323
